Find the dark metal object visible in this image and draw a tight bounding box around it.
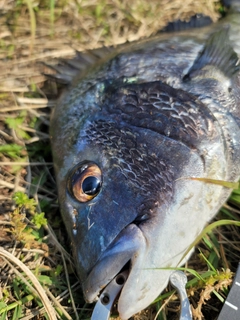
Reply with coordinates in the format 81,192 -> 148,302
218,263 -> 240,320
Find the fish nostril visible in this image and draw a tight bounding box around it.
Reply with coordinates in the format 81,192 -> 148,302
101,293 -> 110,305
116,274 -> 125,285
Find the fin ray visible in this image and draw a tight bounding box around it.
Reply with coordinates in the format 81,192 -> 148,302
185,26 -> 240,80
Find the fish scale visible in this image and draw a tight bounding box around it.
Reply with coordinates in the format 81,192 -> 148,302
102,81 -> 213,147
86,120 -> 174,205
50,2 -> 240,319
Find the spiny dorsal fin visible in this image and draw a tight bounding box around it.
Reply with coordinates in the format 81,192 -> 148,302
184,26 -> 240,80
43,46 -> 113,84
161,14 -> 212,33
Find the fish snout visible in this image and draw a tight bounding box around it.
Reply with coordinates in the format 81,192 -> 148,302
82,223 -> 146,303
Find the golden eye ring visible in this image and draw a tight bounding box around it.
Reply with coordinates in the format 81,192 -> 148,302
68,161 -> 102,202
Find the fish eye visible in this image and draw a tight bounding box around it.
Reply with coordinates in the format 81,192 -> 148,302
68,161 -> 102,202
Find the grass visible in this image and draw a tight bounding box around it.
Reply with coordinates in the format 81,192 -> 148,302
1,0 -> 240,319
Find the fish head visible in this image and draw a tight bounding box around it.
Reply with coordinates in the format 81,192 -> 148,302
52,79 -> 227,319
56,109 -> 174,285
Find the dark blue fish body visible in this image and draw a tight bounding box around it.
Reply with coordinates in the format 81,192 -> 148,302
51,3 -> 240,318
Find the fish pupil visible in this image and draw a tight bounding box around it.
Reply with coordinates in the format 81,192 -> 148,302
82,176 -> 101,195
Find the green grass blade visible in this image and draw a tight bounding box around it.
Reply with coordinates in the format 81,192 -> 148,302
190,177 -> 239,189
24,0 -> 36,55
180,219 -> 240,265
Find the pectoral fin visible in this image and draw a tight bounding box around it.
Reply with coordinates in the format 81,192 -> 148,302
184,26 -> 239,80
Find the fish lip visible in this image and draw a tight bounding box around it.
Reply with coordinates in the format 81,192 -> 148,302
82,223 -> 147,303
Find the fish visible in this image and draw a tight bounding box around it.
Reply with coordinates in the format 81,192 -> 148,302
50,1 -> 240,319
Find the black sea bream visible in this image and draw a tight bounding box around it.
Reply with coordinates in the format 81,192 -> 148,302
50,2 -> 240,319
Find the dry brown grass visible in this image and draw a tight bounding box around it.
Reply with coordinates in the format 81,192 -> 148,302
1,1 -> 240,320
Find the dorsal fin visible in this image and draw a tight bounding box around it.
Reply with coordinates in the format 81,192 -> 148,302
43,47 -> 113,84
161,14 -> 212,33
184,26 -> 240,80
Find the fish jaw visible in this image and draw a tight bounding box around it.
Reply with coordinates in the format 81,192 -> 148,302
82,223 -> 147,302
82,221 -> 177,320
81,222 -> 173,320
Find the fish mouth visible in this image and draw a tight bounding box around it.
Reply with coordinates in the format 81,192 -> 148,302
82,223 -> 147,304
